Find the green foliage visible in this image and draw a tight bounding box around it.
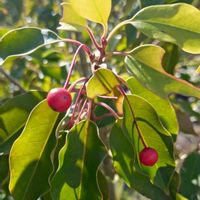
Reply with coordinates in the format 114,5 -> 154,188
0,0 -> 200,200
51,120 -> 106,200
131,3 -> 200,54
9,100 -> 60,200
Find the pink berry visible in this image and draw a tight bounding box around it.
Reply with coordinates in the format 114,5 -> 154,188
47,88 -> 72,112
139,147 -> 158,166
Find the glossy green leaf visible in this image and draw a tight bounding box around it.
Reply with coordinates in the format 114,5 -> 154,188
51,120 -> 106,200
110,120 -> 172,200
125,45 -> 200,99
86,68 -> 119,99
70,0 -> 111,32
0,91 -> 46,153
0,27 -> 59,65
131,3 -> 200,54
154,166 -> 175,193
127,77 -> 178,134
59,3 -> 87,31
162,43 -> 179,74
123,95 -> 174,178
9,100 -> 59,200
179,152 -> 200,199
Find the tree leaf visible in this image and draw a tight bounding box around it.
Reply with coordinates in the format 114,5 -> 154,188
86,68 -> 119,99
58,3 -> 87,31
130,3 -> 200,54
70,0 -> 112,32
109,120 -> 172,200
9,100 -> 60,200
127,77 -> 178,135
125,45 -> 200,99
51,120 -> 106,200
0,91 -> 46,153
0,27 -> 59,65
162,43 -> 179,74
123,95 -> 174,178
179,152 -> 200,199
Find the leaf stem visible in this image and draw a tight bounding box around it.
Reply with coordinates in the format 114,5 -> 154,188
62,38 -> 94,62
87,99 -> 93,120
68,77 -> 88,92
0,67 -> 26,92
64,44 -> 85,89
95,102 -> 120,119
118,86 -> 147,148
70,81 -> 87,126
76,98 -> 88,122
87,28 -> 102,50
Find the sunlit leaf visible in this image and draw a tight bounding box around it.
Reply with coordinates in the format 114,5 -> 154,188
125,45 -> 200,99
0,91 -> 46,153
59,3 -> 87,31
86,68 -> 119,99
51,120 -> 106,200
127,77 -> 178,134
123,95 -> 174,178
110,120 -> 172,200
9,100 -> 59,200
70,0 -> 112,33
131,3 -> 200,54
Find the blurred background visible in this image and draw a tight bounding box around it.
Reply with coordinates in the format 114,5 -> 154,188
0,0 -> 200,199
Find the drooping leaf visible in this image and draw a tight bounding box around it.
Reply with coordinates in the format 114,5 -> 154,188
70,0 -> 112,32
130,3 -> 200,54
179,152 -> 200,199
123,95 -> 174,178
9,100 -> 60,200
109,120 -> 172,200
58,3 -> 87,31
51,120 -> 106,200
125,45 -> 200,99
86,68 -> 119,99
127,77 -> 178,134
0,91 -> 46,153
0,27 -> 59,65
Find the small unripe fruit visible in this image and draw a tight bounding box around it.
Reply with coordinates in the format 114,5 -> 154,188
47,88 -> 72,112
139,147 -> 158,166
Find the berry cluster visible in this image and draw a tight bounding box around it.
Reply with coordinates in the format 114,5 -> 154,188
45,30 -> 158,167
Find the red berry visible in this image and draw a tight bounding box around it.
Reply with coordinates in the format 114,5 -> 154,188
47,88 -> 72,112
139,147 -> 158,166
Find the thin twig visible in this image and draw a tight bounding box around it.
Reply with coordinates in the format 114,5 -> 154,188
95,102 -> 120,119
0,67 -> 26,92
118,86 -> 147,148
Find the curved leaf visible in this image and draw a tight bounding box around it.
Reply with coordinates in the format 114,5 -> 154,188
86,68 -> 119,99
123,95 -> 174,178
0,91 -> 46,153
0,27 -> 59,65
9,100 -> 59,200
127,77 -> 178,135
59,3 -> 87,31
70,0 -> 111,32
51,120 -> 106,200
109,120 -> 172,200
125,45 -> 200,99
131,3 -> 200,54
